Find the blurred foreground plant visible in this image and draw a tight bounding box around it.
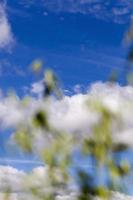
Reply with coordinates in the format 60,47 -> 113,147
8,66 -> 132,200
3,15 -> 133,200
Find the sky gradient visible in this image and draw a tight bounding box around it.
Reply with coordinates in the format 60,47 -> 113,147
0,0 -> 131,161
0,1 -> 133,195
0,0 -> 131,95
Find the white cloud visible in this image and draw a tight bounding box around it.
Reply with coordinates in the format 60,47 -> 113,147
1,82 -> 133,147
0,165 -> 48,192
49,93 -> 98,135
0,165 -> 77,200
31,80 -> 44,97
0,165 -> 132,200
0,96 -> 25,129
0,4 -> 14,49
0,165 -> 25,193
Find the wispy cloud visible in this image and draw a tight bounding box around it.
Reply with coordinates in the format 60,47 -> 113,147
42,0 -> 133,24
0,3 -> 14,50
17,0 -> 133,24
0,158 -> 43,165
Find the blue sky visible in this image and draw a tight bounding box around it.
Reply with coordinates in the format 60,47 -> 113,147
0,0 -> 133,187
0,1 -> 133,198
0,0 -> 130,159
0,0 -> 131,95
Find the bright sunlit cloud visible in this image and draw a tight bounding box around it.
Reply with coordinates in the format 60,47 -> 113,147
0,82 -> 133,147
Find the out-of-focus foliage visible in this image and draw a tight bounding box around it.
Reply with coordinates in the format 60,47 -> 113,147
8,66 -> 131,200
31,59 -> 43,73
4,21 -> 133,200
124,19 -> 133,85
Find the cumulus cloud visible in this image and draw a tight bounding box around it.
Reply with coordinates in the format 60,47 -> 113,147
0,96 -> 26,129
0,165 -> 78,200
31,80 -> 44,97
32,81 -> 133,147
0,165 -> 132,200
0,3 -> 14,49
48,82 -> 133,146
0,165 -> 50,192
1,82 -> 133,147
0,165 -> 25,193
